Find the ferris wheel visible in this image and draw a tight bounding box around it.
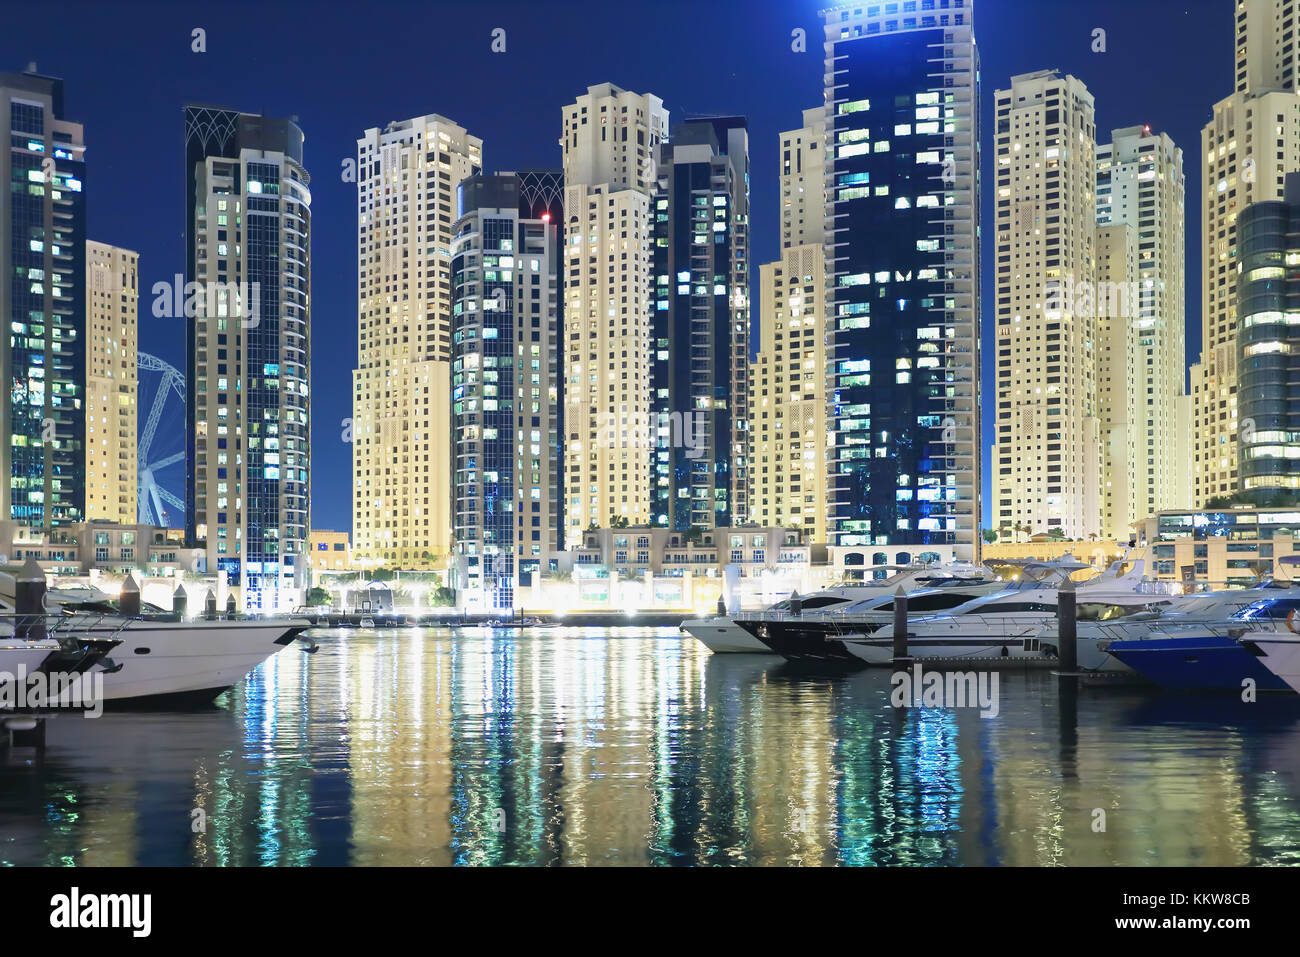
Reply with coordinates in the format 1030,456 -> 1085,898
138,352 -> 186,528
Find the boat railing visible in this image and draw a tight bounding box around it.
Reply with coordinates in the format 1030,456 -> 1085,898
1087,616 -> 1299,641
1,611 -> 130,641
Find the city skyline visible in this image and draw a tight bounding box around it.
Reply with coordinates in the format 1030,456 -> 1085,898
0,0 -> 1231,535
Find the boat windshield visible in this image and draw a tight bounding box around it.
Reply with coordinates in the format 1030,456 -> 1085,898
1076,602 -> 1143,621
1232,597 -> 1300,621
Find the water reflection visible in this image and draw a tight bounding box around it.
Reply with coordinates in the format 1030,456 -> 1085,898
3,627 -> 1300,865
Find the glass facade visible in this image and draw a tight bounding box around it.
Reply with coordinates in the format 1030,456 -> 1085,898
1237,174 -> 1300,499
2,72 -> 86,529
184,106 -> 311,612
825,2 -> 980,556
650,118 -> 750,531
451,175 -> 559,610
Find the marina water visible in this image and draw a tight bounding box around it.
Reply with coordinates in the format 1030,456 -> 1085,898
3,626 -> 1300,866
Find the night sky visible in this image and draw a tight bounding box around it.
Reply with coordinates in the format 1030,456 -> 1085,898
2,0 -> 1229,535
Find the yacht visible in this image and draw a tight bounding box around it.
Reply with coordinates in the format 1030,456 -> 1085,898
0,577 -> 313,706
730,571 -> 1003,665
1105,591 -> 1300,692
682,562 -> 993,656
838,559 -> 1153,667
1064,584 -> 1293,676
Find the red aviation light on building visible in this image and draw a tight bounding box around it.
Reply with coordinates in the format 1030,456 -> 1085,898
541,211 -> 551,222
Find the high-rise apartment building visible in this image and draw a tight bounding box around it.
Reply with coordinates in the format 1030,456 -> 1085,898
749,245 -> 828,540
85,240 -> 138,525
1096,125 -> 1186,535
1192,0 -> 1300,505
1,69 -> 86,530
1236,172 -> 1300,499
823,1 -> 981,562
184,106 -> 311,612
993,70 -> 1098,541
750,109 -> 831,539
353,115 -> 482,571
560,83 -> 668,545
650,117 -> 750,530
780,107 -> 827,249
449,174 -> 560,610
1095,222 -> 1137,540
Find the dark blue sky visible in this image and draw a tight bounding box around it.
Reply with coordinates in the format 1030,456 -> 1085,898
3,0 -> 1228,535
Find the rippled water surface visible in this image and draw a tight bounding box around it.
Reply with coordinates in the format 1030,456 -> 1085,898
4,626 -> 1300,866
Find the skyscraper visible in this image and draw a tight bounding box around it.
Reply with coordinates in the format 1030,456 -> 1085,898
749,109 -> 830,540
353,115 -> 482,572
85,240 -> 138,525
650,117 -> 750,531
993,70 -> 1098,542
1237,172 -> 1300,499
560,83 -> 668,545
184,106 -> 311,612
750,245 -> 828,539
822,1 -> 980,562
1192,0 -> 1300,506
449,174 -> 560,610
1095,221 -> 1138,540
1,68 -> 86,530
780,107 -> 828,250
1096,125 -> 1186,536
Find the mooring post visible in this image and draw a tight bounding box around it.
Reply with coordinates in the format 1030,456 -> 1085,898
226,593 -> 237,618
204,588 -> 217,620
1058,577 -> 1078,672
15,557 -> 47,642
892,586 -> 909,662
716,596 -> 726,616
789,590 -> 802,617
119,573 -> 141,617
172,582 -> 187,620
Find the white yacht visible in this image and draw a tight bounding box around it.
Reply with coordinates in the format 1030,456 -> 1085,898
1,577 -> 312,706
733,576 -> 1006,665
840,559 -> 1154,667
682,562 -> 992,655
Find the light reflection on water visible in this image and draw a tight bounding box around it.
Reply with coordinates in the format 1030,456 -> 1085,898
3,625 -> 1300,866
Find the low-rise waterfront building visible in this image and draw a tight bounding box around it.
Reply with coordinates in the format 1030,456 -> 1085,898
515,525 -> 828,614
1138,507 -> 1300,587
0,518 -> 200,577
981,538 -> 1128,571
308,529 -> 353,585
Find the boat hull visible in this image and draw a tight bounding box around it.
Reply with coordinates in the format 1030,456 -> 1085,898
1106,635 -> 1291,692
1249,635 -> 1300,693
681,617 -> 772,654
843,636 -> 1055,667
0,641 -> 64,678
78,619 -> 310,703
734,618 -> 869,666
